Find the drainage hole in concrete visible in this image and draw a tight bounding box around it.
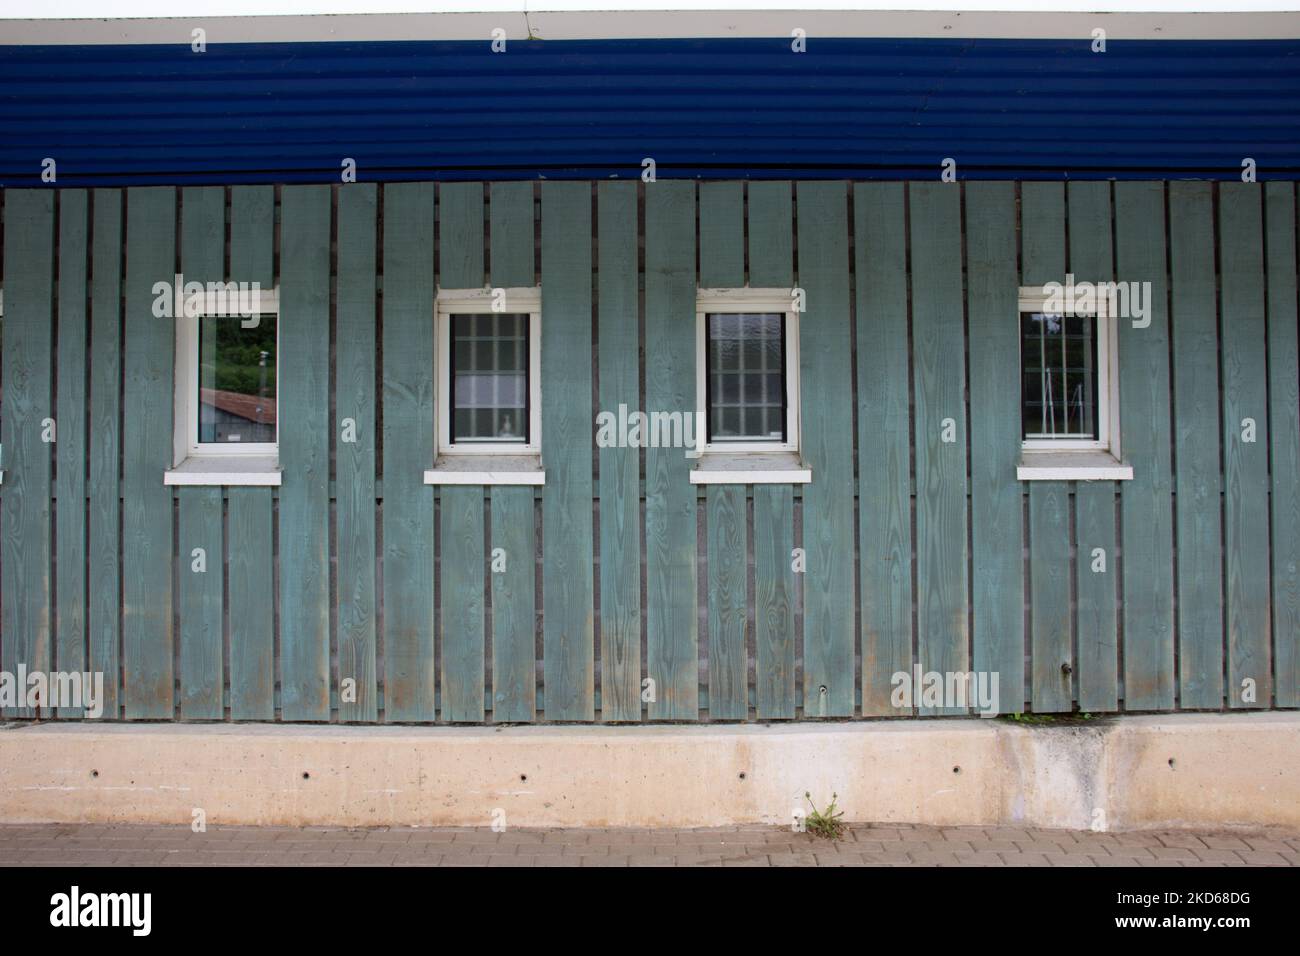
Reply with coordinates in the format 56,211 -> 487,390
302,771 -> 310,780
520,774 -> 527,782
91,770 -> 98,778
1168,758 -> 1176,769
738,772 -> 746,780
952,766 -> 961,774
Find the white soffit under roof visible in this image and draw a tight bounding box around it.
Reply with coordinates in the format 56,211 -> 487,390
2,4 -> 1300,42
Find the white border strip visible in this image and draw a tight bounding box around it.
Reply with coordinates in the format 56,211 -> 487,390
2,11 -> 1298,43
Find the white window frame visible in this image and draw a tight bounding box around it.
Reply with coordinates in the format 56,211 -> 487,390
1017,287 -> 1120,458
173,287 -> 281,465
435,287 -> 542,458
695,288 -> 801,456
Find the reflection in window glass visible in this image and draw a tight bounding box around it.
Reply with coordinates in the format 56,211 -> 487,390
706,312 -> 786,442
451,313 -> 528,444
198,315 -> 277,444
1021,311 -> 1098,440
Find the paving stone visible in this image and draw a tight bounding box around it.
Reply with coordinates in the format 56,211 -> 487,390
1,822 -> 1295,867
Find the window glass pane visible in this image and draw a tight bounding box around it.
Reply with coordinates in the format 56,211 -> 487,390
450,313 -> 528,443
1020,310 -> 1099,440
198,314 -> 277,444
706,312 -> 786,443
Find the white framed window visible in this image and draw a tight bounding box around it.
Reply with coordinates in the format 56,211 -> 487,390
426,287 -> 544,486
691,288 -> 808,484
1016,286 -> 1131,481
166,286 -> 281,486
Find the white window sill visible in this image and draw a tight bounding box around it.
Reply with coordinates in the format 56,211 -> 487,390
424,455 -> 545,486
164,455 -> 282,487
1017,450 -> 1133,482
689,451 -> 812,485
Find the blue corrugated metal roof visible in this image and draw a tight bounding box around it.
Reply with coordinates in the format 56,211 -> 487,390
1,37 -> 1297,185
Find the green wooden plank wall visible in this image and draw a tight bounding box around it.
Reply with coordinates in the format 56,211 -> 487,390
178,186 -> 225,719
381,183 -> 436,721
909,183 -> 968,715
643,182 -> 696,719
966,182 -> 1024,715
1021,183 -> 1073,713
596,181 -> 642,722
121,188 -> 174,719
2,190 -> 54,718
1265,183 -> 1300,709
0,181 -> 1295,723
228,185 -> 276,720
1170,182 -> 1225,710
336,184 -> 379,722
541,182 -> 596,720
797,182 -> 855,718
278,185 -> 332,721
55,190 -> 88,717
1068,181 -> 1119,714
88,188 -> 123,719
748,183 -> 797,720
489,182 -> 539,724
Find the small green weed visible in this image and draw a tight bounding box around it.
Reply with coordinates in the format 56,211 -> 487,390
804,791 -> 846,840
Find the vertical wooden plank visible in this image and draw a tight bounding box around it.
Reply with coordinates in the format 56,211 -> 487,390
707,485 -> 747,718
381,182 -> 436,721
228,489 -> 273,718
698,182 -> 744,288
336,183 -> 378,721
178,186 -> 225,719
643,181 -> 697,720
597,181 -> 641,721
1,190 -> 54,718
227,185 -> 275,720
965,182 -> 1024,717
1021,182 -> 1072,712
121,188 -> 175,718
55,190 -> 88,716
1266,183 -> 1299,708
1169,182 -> 1224,710
747,182 -> 797,718
489,181 -> 534,288
491,487 -> 535,721
796,182 -> 855,717
1069,181 -> 1119,713
540,182 -> 596,720
88,188 -> 122,718
753,485 -> 794,718
278,184 -> 331,721
489,182 -> 538,722
748,182 -> 794,288
438,182 -> 487,721
698,182 -> 748,719
441,486 -> 485,721
856,182 -> 916,715
908,183 -> 968,714
1219,183 -> 1271,708
1115,182 -> 1175,711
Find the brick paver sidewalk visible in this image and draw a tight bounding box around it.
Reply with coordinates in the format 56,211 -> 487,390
1,823 -> 1296,866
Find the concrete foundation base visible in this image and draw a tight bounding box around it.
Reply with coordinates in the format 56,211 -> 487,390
0,713 -> 1295,830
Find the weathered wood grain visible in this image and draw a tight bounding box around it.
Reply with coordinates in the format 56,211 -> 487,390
381,182 -> 436,721
908,183 -> 968,715
540,182 -> 596,720
336,183 -> 378,721
965,182 -> 1025,716
643,181 -> 697,719
597,181 -> 642,721
1219,183 -> 1271,708
277,185 -> 332,720
857,182 -> 916,716
1169,182 -> 1224,710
